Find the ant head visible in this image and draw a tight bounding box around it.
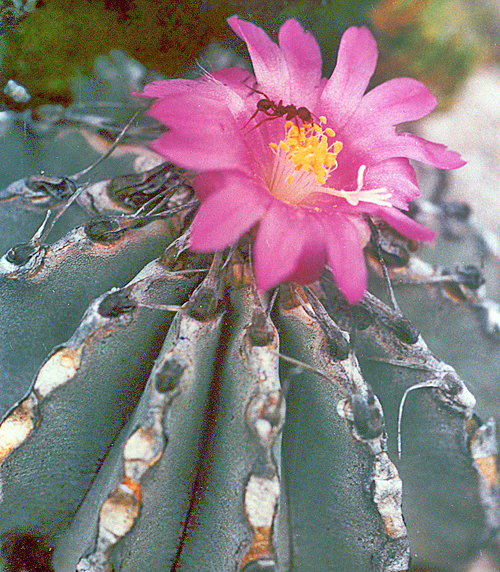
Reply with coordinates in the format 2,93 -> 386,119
257,99 -> 274,111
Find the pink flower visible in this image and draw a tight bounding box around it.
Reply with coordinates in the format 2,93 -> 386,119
134,16 -> 465,304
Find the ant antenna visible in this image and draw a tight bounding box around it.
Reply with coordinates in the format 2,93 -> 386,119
367,217 -> 401,314
397,379 -> 440,459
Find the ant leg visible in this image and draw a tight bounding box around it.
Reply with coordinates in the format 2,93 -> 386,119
242,106 -> 278,130
241,109 -> 261,130
246,114 -> 283,131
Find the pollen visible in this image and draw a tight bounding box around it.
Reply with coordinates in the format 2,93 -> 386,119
269,120 -> 342,185
265,119 -> 393,208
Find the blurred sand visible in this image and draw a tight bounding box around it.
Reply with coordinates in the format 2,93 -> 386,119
420,65 -> 500,234
467,553 -> 500,572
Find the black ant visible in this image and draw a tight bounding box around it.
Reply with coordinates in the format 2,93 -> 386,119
242,83 -> 315,130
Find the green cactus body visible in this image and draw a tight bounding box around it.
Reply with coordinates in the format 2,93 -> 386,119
54,263 -> 224,571
0,137 -> 498,572
278,294 -> 408,572
2,0 -> 500,565
0,254 -> 200,539
0,156 -> 498,571
2,29 -> 500,565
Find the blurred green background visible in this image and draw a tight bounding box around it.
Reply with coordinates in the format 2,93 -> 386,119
1,0 -> 499,110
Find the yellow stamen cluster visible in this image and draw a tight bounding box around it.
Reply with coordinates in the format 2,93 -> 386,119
269,118 -> 342,185
264,116 -> 393,208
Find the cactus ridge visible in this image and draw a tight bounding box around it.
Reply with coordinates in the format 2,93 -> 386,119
0,127 -> 498,572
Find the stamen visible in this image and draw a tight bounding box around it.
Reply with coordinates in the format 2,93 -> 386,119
266,119 -> 393,208
269,120 -> 342,185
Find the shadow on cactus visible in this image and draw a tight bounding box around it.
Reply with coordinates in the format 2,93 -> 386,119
0,14 -> 499,572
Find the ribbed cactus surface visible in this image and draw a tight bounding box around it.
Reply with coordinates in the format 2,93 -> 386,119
0,158 -> 498,572
1,10 -> 500,571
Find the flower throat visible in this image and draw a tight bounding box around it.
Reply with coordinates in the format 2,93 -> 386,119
268,119 -> 392,208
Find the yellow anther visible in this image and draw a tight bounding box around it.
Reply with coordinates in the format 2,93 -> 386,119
265,117 -> 392,208
270,119 -> 342,185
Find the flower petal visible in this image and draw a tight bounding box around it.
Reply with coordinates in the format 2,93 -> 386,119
375,206 -> 436,242
133,67 -> 252,107
190,172 -> 270,251
320,26 -> 378,127
323,214 -> 368,304
375,133 -> 466,169
278,19 -> 322,107
227,16 -> 290,100
148,94 -> 251,172
134,15 -> 465,305
285,238 -> 326,286
133,79 -> 196,99
363,159 -> 421,209
210,67 -> 257,98
349,78 -> 438,129
254,202 -> 323,290
339,130 -> 466,173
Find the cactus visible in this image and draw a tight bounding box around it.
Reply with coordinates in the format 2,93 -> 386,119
1,14 -> 500,572
1,159 -> 499,572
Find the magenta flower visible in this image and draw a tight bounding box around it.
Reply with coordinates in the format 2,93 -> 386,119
134,16 -> 465,304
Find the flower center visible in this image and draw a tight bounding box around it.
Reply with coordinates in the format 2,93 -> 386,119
266,119 -> 393,208
270,118 -> 342,186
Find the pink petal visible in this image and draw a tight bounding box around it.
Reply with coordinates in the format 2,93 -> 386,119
324,153 -> 422,205
278,19 -> 322,107
191,171 -> 230,201
253,203 -> 323,290
132,79 -> 196,99
377,133 -> 466,169
316,199 -> 436,243
375,206 -> 436,242
320,27 -> 378,128
134,68 -> 252,108
363,159 -> 421,209
190,172 -> 270,251
340,130 -> 466,172
348,78 -> 438,130
323,214 -> 368,304
147,94 -> 251,172
210,67 -> 256,97
285,238 -> 326,285
227,16 -> 290,100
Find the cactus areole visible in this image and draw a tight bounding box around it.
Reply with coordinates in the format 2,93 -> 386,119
134,16 -> 465,304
